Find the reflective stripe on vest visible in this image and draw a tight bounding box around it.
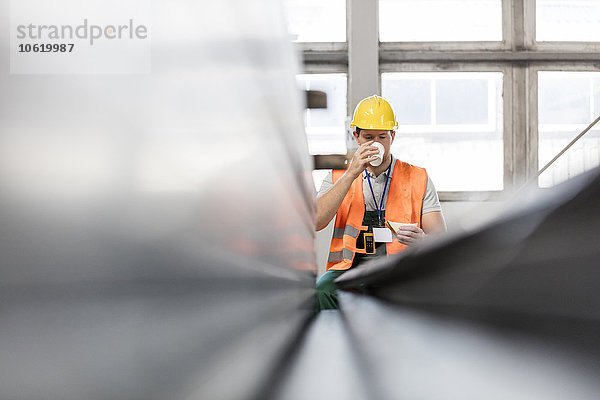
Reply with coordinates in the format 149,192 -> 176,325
333,225 -> 360,240
332,227 -> 344,239
327,248 -> 354,263
325,160 -> 428,271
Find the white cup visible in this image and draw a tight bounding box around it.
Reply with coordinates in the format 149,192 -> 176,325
369,142 -> 384,167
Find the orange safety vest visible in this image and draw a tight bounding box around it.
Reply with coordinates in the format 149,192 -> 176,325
326,159 -> 428,271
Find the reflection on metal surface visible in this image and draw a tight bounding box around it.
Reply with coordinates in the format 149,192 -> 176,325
338,293 -> 600,400
1,0 -> 316,399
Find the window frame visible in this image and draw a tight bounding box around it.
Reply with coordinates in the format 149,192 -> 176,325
380,64 -> 510,198
293,0 -> 600,200
531,63 -> 600,187
533,0 -> 600,49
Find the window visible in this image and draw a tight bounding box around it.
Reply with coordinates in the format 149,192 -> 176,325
536,0 -> 600,42
293,1 -> 600,197
283,0 -> 346,42
297,74 -> 347,155
382,72 -> 503,191
538,72 -> 600,187
379,0 -> 502,42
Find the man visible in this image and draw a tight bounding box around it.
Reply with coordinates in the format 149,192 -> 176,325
316,95 -> 446,310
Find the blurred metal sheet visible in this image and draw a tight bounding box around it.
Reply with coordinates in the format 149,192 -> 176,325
0,0 -> 317,399
338,292 -> 600,400
269,310 -> 373,400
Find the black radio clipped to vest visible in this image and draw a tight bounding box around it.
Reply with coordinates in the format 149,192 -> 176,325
354,210 -> 384,255
363,232 -> 375,254
355,231 -> 376,255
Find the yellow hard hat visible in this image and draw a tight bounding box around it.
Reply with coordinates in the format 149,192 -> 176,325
350,95 -> 398,130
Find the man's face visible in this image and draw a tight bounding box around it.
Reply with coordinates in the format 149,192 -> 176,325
353,129 -> 395,158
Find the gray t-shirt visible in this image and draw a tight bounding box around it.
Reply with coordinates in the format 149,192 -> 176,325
317,156 -> 442,215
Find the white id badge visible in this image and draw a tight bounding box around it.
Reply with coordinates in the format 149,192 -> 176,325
373,227 -> 393,243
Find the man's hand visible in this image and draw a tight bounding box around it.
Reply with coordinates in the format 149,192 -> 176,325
346,141 -> 379,179
395,225 -> 425,246
316,141 -> 380,231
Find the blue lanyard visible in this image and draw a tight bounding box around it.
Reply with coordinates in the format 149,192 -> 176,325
365,160 -> 392,226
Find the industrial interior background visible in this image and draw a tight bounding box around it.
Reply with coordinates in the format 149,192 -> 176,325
1,0 -> 600,399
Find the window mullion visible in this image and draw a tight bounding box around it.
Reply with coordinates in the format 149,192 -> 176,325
523,0 -> 536,49
347,0 -> 379,115
502,0 -> 513,48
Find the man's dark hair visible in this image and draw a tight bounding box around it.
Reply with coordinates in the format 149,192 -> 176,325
356,127 -> 393,135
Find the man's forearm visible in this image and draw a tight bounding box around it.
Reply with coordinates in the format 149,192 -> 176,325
316,172 -> 356,231
421,211 -> 447,235
316,140 -> 379,231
